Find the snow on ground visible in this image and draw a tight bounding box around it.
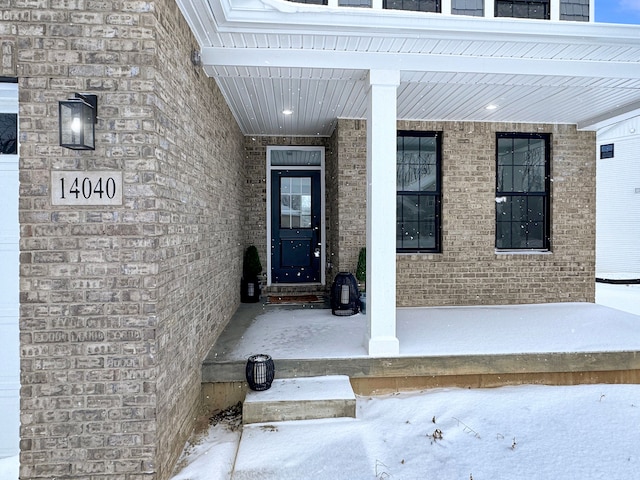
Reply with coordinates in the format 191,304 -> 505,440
175,384 -> 640,480
595,282 -> 640,316
3,284 -> 639,480
170,283 -> 640,480
0,455 -> 18,480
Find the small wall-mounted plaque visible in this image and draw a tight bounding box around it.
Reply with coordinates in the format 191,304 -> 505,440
51,171 -> 123,206
600,143 -> 614,159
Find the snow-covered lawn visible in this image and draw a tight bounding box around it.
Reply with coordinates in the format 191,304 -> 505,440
172,383 -> 640,480
595,282 -> 640,316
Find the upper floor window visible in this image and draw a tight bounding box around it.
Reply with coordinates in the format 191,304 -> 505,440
339,0 -> 372,6
384,0 -> 440,12
288,0 -> 328,4
397,131 -> 442,253
496,133 -> 551,250
496,0 -> 550,19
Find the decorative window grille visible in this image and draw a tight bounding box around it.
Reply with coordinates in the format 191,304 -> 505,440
495,0 -> 550,19
397,131 -> 442,253
384,0 -> 440,12
495,133 -> 551,250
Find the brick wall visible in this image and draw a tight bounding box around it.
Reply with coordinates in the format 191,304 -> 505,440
335,120 -> 596,306
326,124 -> 340,281
11,1 -> 245,479
331,119 -> 367,277
152,1 -> 245,478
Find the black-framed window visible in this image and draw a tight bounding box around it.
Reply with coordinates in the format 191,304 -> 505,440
0,113 -> 17,155
397,131 -> 442,253
384,0 -> 440,12
600,143 -> 614,159
496,0 -> 550,19
287,0 -> 328,4
496,133 -> 551,250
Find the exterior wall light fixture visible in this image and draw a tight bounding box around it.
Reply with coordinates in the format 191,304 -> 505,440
59,93 -> 97,150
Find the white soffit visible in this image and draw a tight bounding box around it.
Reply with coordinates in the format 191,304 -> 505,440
177,0 -> 640,136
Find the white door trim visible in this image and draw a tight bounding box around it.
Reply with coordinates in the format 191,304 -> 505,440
266,146 -> 326,287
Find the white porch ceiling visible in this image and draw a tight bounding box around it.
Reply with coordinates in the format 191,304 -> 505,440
177,0 -> 640,136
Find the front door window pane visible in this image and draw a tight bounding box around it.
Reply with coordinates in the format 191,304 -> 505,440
280,177 -> 312,229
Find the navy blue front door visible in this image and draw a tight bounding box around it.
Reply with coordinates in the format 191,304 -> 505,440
271,170 -> 321,283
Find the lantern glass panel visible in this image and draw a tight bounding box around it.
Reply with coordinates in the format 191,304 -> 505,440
59,99 -> 95,150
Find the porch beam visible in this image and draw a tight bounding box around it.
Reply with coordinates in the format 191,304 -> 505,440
200,47 -> 640,80
366,69 -> 400,357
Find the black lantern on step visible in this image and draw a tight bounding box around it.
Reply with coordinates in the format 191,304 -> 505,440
59,93 -> 97,150
246,354 -> 275,391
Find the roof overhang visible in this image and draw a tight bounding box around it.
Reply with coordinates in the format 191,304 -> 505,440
178,0 -> 640,136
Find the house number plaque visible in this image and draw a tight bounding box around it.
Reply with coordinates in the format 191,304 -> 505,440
51,171 -> 123,206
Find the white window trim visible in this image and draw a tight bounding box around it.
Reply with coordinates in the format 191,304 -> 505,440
266,146 -> 326,286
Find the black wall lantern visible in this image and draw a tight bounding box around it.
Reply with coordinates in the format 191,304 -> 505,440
59,93 -> 97,150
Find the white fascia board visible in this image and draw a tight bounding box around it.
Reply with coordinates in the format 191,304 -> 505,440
578,102 -> 640,131
201,47 -> 640,80
213,0 -> 640,46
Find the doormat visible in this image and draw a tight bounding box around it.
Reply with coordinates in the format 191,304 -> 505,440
267,295 -> 324,305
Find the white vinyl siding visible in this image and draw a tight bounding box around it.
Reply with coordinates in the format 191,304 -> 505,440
596,121 -> 640,280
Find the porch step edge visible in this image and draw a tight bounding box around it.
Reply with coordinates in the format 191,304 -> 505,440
242,375 -> 356,424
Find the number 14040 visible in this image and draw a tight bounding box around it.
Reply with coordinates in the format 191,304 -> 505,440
51,171 -> 123,206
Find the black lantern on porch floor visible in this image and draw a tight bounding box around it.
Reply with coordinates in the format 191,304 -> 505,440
246,354 -> 275,391
331,272 -> 360,316
59,93 -> 97,150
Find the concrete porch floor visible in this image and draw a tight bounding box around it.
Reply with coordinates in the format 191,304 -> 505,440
202,298 -> 640,409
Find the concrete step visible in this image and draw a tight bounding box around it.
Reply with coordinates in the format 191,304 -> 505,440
242,375 -> 356,424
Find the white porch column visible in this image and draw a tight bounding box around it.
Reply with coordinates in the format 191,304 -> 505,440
365,69 -> 400,356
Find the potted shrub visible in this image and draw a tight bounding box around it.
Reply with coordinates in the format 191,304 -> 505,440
241,245 -> 262,303
356,247 -> 366,314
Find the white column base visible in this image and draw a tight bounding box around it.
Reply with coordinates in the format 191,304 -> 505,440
367,335 -> 400,357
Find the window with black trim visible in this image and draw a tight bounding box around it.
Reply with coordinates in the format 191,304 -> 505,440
384,0 -> 440,12
0,113 -> 17,155
496,133 -> 550,250
397,131 -> 442,253
495,0 -> 550,19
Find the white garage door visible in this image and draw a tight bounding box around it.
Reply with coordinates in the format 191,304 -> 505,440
0,81 -> 19,459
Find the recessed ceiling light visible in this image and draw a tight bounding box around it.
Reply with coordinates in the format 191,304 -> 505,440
282,109 -> 293,115
486,104 -> 498,110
